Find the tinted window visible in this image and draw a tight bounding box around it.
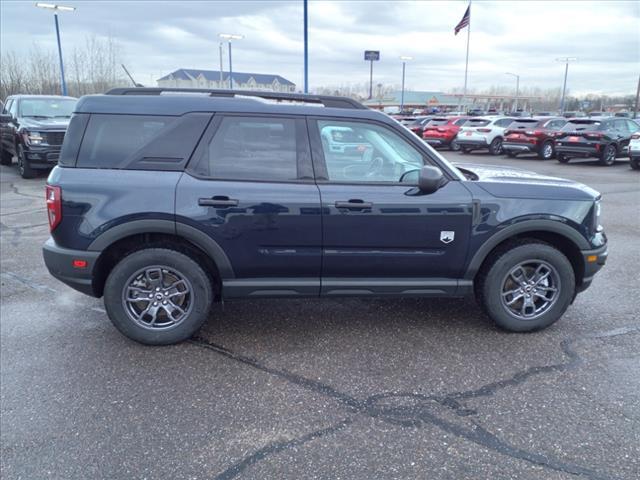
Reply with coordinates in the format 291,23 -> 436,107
1,100 -> 9,114
454,118 -> 468,126
509,120 -> 539,130
317,120 -> 423,183
204,117 -> 299,181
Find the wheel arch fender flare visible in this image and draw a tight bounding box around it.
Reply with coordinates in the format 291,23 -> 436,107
87,219 -> 235,279
464,219 -> 590,280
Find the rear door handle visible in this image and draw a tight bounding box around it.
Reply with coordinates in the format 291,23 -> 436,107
335,199 -> 373,210
198,196 -> 239,208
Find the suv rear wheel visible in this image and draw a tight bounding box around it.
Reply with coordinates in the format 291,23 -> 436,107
599,144 -> 617,166
104,248 -> 213,345
631,157 -> 640,170
538,140 -> 554,160
0,148 -> 12,166
557,153 -> 570,164
489,137 -> 503,155
476,242 -> 575,332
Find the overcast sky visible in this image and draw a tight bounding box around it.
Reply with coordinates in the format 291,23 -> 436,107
1,0 -> 638,95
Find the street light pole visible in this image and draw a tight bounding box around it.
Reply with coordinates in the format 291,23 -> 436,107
35,3 -> 75,96
219,33 -> 243,90
505,72 -> 520,112
399,56 -> 412,112
556,57 -> 577,114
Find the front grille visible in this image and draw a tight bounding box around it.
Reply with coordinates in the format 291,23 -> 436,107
44,131 -> 66,146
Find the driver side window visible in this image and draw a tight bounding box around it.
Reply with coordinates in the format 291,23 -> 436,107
316,120 -> 424,183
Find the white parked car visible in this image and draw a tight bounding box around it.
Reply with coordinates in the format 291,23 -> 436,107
456,116 -> 516,155
629,130 -> 640,170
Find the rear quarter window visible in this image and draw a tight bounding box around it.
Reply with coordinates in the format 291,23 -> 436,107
76,113 -> 211,170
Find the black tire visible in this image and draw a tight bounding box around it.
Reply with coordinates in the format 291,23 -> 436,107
557,153 -> 570,164
538,140 -> 554,160
0,148 -> 12,166
17,144 -> 36,179
506,151 -> 518,158
598,144 -> 616,166
461,146 -> 472,154
476,241 -> 575,332
489,137 -> 503,155
450,139 -> 461,151
104,248 -> 213,345
630,157 -> 640,170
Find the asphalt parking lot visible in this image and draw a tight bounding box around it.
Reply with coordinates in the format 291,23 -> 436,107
1,151 -> 639,480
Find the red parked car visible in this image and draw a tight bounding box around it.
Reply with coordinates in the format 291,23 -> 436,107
502,117 -> 567,159
422,116 -> 470,151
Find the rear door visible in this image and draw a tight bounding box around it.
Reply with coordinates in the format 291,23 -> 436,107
176,114 -> 322,296
309,117 -> 473,296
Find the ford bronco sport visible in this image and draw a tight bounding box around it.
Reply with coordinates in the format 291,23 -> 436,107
42,88 -> 608,345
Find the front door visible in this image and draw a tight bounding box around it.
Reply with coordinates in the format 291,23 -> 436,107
309,118 -> 473,295
176,115 -> 322,297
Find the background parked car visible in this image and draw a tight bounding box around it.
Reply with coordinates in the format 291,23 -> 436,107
502,117 -> 567,159
562,111 -> 586,118
422,116 -> 469,150
0,95 -> 77,178
406,116 -> 435,137
555,118 -> 640,166
456,116 -> 516,155
629,131 -> 640,170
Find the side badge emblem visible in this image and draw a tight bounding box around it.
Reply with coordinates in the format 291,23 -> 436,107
440,231 -> 455,244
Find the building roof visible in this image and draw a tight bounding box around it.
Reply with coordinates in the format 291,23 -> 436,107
158,68 -> 295,86
364,91 -> 466,107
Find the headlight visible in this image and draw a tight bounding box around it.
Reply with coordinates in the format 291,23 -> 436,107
23,131 -> 45,145
593,199 -> 602,231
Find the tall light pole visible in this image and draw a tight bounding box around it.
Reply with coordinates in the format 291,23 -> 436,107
35,3 -> 75,96
218,42 -> 224,85
399,56 -> 412,112
556,57 -> 577,113
219,33 -> 243,90
505,72 -> 520,112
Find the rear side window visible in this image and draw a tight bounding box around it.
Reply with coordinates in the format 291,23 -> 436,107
194,116 -> 302,182
76,113 -> 211,170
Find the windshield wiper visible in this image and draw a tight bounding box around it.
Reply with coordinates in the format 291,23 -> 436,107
23,115 -> 52,119
53,115 -> 71,118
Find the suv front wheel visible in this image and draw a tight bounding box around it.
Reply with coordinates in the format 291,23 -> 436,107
104,248 -> 213,345
489,137 -> 503,155
476,242 -> 575,332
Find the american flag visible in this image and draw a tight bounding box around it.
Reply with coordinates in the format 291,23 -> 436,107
454,5 -> 470,35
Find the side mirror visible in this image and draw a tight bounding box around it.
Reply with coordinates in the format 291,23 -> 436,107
0,113 -> 11,124
418,166 -> 445,194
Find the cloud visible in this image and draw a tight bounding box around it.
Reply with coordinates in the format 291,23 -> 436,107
1,0 -> 638,95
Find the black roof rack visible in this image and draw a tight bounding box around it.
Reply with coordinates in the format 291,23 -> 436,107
104,87 -> 367,110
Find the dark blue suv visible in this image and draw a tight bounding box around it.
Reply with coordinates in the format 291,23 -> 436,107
42,88 -> 608,345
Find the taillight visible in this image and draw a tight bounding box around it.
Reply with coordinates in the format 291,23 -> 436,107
477,128 -> 492,133
524,130 -> 544,136
46,185 -> 62,231
584,132 -> 604,140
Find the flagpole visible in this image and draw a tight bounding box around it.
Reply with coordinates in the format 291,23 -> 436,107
459,1 -> 471,113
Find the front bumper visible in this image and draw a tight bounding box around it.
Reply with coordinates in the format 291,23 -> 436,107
577,242 -> 608,293
42,238 -> 100,297
24,145 -> 61,169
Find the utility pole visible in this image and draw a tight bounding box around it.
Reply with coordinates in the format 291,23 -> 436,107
399,56 -> 412,112
219,43 -> 224,85
556,57 -> 577,113
303,0 -> 308,93
35,3 -> 75,96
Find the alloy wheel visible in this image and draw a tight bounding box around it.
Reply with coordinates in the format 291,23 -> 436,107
121,265 -> 194,330
500,260 -> 560,320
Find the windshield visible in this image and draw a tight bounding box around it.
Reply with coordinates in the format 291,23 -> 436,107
19,98 -> 76,118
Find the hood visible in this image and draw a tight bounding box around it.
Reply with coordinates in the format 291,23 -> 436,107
454,162 -> 600,201
19,116 -> 70,130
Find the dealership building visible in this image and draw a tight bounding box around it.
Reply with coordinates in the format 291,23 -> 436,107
157,68 -> 296,92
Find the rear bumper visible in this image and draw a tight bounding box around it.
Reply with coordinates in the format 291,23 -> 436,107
577,243 -> 608,293
555,145 -> 598,157
42,238 -> 100,297
502,142 -> 537,153
456,138 -> 489,148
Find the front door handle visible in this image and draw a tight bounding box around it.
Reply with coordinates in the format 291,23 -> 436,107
335,199 -> 373,210
198,196 -> 239,208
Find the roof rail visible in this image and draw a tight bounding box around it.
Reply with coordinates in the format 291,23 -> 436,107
104,87 -> 367,110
